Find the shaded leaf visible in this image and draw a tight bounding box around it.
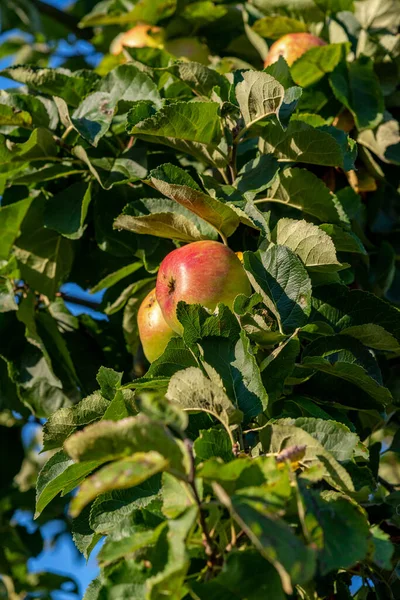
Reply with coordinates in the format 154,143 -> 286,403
243,246 -> 312,332
70,451 -> 168,517
260,119 -> 356,170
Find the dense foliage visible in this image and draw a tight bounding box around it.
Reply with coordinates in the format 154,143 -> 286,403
1,0 -> 400,598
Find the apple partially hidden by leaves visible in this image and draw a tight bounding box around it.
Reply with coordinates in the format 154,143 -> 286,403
164,37 -> 210,64
264,32 -> 326,67
137,288 -> 176,363
111,27 -> 209,64
110,24 -> 164,55
156,241 -> 252,334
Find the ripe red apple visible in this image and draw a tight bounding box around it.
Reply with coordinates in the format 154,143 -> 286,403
137,288 -> 176,363
156,241 -> 252,333
264,33 -> 326,68
110,24 -> 163,55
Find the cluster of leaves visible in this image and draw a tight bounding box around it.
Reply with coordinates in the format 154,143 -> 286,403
1,0 -> 400,598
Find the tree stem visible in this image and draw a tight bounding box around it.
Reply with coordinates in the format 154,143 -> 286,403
184,439 -> 218,567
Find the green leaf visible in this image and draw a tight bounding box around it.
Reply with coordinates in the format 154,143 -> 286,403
0,128 -> 58,165
35,450 -> 103,517
13,196 -> 74,298
44,181 -> 93,239
0,196 -> 33,261
80,0 -> 177,26
194,429 -> 234,463
148,164 -> 239,238
330,56 -> 384,131
302,489 -> 369,574
91,262 -> 142,294
0,103 -> 32,127
72,504 -> 102,560
260,422 -> 354,492
42,391 -> 109,451
72,64 -> 162,146
0,90 -> 59,130
102,390 -> 131,422
130,337 -> 197,388
114,197 -> 219,242
192,550 -> 286,600
235,71 -> 285,130
199,330 -> 269,422
311,284 -> 400,352
166,367 -> 243,431
146,507 -> 197,600
0,66 -> 99,107
96,367 -> 123,401
0,280 -> 18,313
161,472 -> 195,518
234,154 -> 279,201
291,43 -> 350,87
263,167 -> 344,223
70,451 -> 168,517
319,224 -> 367,255
127,101 -> 228,167
71,92 -> 115,147
98,525 -> 163,567
281,417 -> 359,462
165,61 -> 228,97
260,119 -> 356,170
177,302 -> 240,346
215,486 -> 316,594
64,414 -> 186,473
358,111 -> 400,165
76,146 -> 147,190
253,16 -> 307,38
301,336 -> 392,409
368,525 -> 394,570
274,218 -> 344,272
260,335 -> 300,403
243,246 -> 312,333
89,476 -> 162,534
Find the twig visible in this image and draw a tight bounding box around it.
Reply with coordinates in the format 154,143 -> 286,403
184,439 -> 219,569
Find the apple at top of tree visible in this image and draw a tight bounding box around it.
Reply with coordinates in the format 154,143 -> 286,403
110,24 -> 164,55
264,32 -> 326,67
137,288 -> 176,363
156,241 -> 251,334
111,25 -> 210,64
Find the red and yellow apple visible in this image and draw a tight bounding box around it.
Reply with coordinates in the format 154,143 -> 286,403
264,32 -> 326,68
156,241 -> 252,334
137,288 -> 175,362
110,24 -> 164,55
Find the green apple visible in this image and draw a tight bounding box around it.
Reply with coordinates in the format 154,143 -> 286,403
156,241 -> 252,334
264,32 -> 326,68
137,288 -> 175,363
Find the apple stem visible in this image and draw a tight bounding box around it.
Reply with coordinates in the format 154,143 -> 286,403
218,168 -> 230,185
217,229 -> 228,247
